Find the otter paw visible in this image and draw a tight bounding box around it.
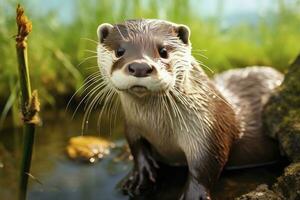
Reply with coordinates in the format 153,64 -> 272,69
180,191 -> 211,200
180,181 -> 211,200
121,160 -> 159,196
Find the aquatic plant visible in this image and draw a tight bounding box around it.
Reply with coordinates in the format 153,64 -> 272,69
15,5 -> 40,200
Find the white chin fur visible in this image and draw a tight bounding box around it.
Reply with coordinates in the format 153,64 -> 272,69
111,70 -> 174,92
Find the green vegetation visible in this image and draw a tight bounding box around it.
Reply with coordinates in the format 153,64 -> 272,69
1,0 -> 300,127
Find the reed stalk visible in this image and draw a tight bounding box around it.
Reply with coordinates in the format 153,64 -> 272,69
15,4 -> 40,200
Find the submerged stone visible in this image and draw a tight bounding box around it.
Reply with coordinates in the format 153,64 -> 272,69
66,136 -> 113,163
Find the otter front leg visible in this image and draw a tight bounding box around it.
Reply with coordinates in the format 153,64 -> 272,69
180,146 -> 225,200
180,169 -> 212,200
122,126 -> 159,196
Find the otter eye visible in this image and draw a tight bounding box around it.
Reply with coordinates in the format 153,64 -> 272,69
115,47 -> 125,57
159,47 -> 168,59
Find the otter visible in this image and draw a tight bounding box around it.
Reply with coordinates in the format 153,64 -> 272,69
96,19 -> 283,199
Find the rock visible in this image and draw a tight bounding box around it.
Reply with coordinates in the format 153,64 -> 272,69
263,55 -> 300,162
235,163 -> 300,200
235,184 -> 283,200
237,54 -> 300,199
66,136 -> 113,163
273,162 -> 300,200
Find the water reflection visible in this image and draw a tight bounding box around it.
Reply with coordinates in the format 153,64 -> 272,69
0,111 -> 285,200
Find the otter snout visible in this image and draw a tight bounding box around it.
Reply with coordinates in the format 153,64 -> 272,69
127,62 -> 154,77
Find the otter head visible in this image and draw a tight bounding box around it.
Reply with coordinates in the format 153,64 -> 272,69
97,19 -> 191,97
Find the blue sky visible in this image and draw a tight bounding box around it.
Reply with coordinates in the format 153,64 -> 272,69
1,0 -> 298,26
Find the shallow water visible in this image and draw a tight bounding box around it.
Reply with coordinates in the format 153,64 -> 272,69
0,111 -> 285,200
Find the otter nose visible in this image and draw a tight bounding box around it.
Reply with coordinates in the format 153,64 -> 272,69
127,62 -> 153,77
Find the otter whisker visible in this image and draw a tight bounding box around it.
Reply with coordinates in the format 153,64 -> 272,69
110,93 -> 121,136
96,86 -> 116,134
83,81 -> 108,111
77,55 -> 98,68
161,94 -> 174,130
193,60 -> 214,74
72,79 -> 107,120
66,71 -> 102,111
172,88 -> 198,115
174,89 -> 208,137
173,88 -> 208,137
188,76 -> 233,108
82,80 -> 113,134
107,90 -> 118,135
81,84 -> 108,133
85,75 -> 111,108
98,87 -> 115,130
191,49 -> 207,52
84,65 -> 100,71
165,92 -> 181,129
80,37 -> 98,45
84,49 -> 98,54
82,86 -> 107,134
192,52 -> 208,59
167,92 -> 189,132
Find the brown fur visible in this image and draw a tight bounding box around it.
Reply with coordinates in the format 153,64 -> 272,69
96,19 -> 284,199
213,67 -> 283,168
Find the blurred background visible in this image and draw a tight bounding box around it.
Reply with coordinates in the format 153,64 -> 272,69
1,0 -> 300,124
0,0 -> 299,199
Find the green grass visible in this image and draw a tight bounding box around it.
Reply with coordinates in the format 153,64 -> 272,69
0,0 -> 300,127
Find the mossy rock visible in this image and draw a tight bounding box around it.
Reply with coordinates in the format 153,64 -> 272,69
235,184 -> 283,200
237,55 -> 300,200
272,162 -> 300,199
263,54 -> 300,162
235,163 -> 300,200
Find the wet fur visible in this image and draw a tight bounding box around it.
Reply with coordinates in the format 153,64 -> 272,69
214,67 -> 283,168
95,19 -> 284,199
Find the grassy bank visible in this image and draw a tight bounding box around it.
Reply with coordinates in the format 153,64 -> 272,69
0,0 -> 300,125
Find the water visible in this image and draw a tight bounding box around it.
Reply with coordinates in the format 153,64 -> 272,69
0,111 -> 285,200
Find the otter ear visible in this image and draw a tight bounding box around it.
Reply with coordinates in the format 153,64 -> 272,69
174,24 -> 190,45
97,23 -> 113,43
